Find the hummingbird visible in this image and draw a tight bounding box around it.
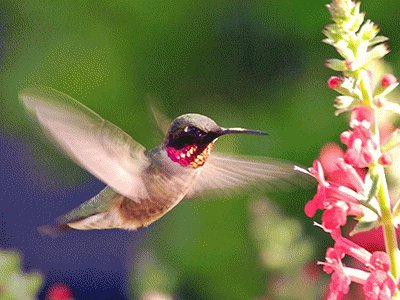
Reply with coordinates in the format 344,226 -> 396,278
20,87 -> 305,234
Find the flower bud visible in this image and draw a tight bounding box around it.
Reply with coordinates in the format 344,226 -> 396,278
334,96 -> 354,114
374,74 -> 399,99
325,59 -> 347,72
340,131 -> 351,145
381,74 -> 397,87
369,35 -> 388,47
359,20 -> 379,41
379,153 -> 392,166
328,76 -> 344,89
366,44 -> 390,62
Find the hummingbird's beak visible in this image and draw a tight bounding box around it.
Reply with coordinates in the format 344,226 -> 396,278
218,127 -> 269,136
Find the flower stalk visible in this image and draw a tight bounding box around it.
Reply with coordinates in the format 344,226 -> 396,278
377,165 -> 399,279
305,0 -> 400,298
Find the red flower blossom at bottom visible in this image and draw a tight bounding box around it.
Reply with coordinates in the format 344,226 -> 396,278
46,283 -> 73,300
318,232 -> 396,300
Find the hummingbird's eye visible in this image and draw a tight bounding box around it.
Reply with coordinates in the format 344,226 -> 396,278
184,126 -> 204,137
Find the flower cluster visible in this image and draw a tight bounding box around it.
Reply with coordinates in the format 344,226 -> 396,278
305,96 -> 400,300
324,0 -> 389,76
304,138 -> 368,233
320,231 -> 396,299
305,0 -> 400,299
340,106 -> 379,168
304,105 -> 399,298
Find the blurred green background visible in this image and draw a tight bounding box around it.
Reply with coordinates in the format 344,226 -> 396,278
0,0 -> 399,299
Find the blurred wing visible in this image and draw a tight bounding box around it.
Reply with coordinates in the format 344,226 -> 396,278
148,99 -> 171,135
20,87 -> 149,202
186,153 -> 312,199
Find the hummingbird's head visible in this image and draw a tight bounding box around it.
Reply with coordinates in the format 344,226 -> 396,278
165,113 -> 267,168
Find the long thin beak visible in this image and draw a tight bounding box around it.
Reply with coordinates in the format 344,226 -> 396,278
218,127 -> 269,136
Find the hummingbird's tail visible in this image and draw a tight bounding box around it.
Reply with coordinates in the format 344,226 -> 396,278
39,186 -> 159,234
39,186 -> 122,236
38,223 -> 73,238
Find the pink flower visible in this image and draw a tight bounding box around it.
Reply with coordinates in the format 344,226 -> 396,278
322,201 -> 350,231
319,143 -> 344,176
379,153 -> 392,166
364,270 -> 396,300
341,106 -> 379,168
304,160 -> 364,232
363,252 -> 396,299
320,244 -> 369,299
320,233 -> 396,300
350,228 -> 386,252
319,142 -> 367,183
327,268 -> 351,300
381,74 -> 397,87
321,247 -> 351,300
370,252 -> 391,272
46,283 -> 73,300
328,158 -> 365,191
328,76 -> 344,89
349,106 -> 374,128
334,234 -> 372,265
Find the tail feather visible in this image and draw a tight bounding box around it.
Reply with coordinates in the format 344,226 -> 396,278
39,186 -> 121,236
38,223 -> 73,238
39,185 -> 171,234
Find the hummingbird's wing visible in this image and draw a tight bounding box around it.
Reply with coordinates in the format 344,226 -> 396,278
148,100 -> 170,135
39,186 -> 120,236
20,87 -> 150,202
186,153 -> 311,199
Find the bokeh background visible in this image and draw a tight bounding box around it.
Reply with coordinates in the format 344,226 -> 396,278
0,0 -> 399,299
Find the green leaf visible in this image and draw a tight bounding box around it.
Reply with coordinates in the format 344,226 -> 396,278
366,172 -> 380,203
350,220 -> 380,236
325,58 -> 347,71
0,249 -> 43,300
369,36 -> 389,47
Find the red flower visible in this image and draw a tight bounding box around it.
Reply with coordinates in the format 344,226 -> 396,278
322,247 -> 351,300
46,283 -> 73,300
322,202 -> 350,231
328,268 -> 351,300
349,106 -> 374,128
381,74 -> 397,87
365,252 -> 396,299
370,252 -> 391,272
328,76 -> 344,89
319,143 -> 344,176
341,106 -> 379,168
304,160 -> 364,231
350,228 -> 386,252
334,234 -> 372,265
320,233 -> 396,300
379,153 -> 392,166
364,270 -> 396,300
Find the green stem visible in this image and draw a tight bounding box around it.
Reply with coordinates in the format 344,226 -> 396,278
376,165 -> 399,279
359,70 -> 373,107
360,71 -> 399,279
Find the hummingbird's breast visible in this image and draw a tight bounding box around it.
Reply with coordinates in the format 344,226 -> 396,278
166,143 -> 214,169
117,147 -> 201,229
143,147 -> 199,200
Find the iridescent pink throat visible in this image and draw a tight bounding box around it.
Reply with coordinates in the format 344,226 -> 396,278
166,143 -> 214,169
